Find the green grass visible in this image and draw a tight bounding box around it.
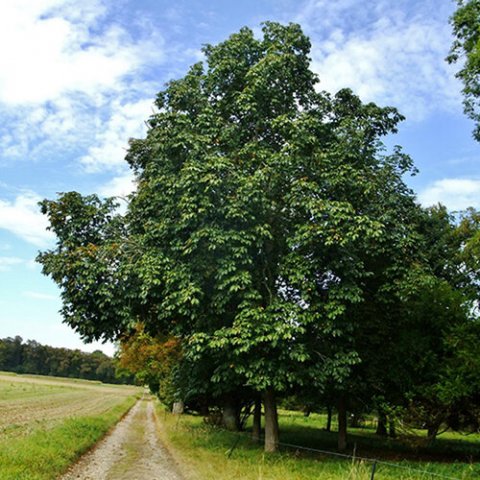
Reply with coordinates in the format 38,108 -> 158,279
155,408 -> 480,480
0,381 -> 69,401
0,371 -> 140,480
277,411 -> 480,462
0,399 -> 135,480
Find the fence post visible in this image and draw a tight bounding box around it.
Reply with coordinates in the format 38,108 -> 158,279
370,461 -> 377,480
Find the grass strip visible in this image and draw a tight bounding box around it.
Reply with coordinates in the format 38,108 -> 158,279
0,396 -> 137,480
155,408 -> 479,480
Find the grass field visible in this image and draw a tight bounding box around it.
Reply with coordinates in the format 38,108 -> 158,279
0,371 -> 141,480
155,407 -> 480,480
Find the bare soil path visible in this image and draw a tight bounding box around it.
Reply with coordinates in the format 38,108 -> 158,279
60,397 -> 183,480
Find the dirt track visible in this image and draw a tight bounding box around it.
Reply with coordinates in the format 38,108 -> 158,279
60,398 -> 183,480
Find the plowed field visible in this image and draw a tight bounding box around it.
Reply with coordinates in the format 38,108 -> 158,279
0,371 -> 140,480
0,372 -> 138,439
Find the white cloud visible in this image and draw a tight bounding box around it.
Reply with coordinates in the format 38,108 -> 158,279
49,322 -> 116,356
297,0 -> 460,120
0,193 -> 55,247
81,98 -> 154,172
0,1 -> 156,106
0,256 -> 24,272
23,291 -> 58,301
26,258 -> 41,270
418,179 -> 480,211
98,172 -> 137,198
0,0 -> 163,167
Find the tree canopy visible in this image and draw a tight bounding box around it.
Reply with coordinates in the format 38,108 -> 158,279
38,22 -> 480,453
448,0 -> 480,140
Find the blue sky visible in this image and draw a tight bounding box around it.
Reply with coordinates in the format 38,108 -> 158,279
0,0 -> 478,356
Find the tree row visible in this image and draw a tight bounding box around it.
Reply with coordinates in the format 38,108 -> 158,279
37,22 -> 480,452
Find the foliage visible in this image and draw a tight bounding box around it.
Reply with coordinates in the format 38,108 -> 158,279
395,206 -> 480,438
396,270 -> 474,436
37,192 -> 132,342
37,21 -> 480,453
118,324 -> 181,404
448,0 -> 480,140
125,20 -> 414,401
0,336 -> 133,384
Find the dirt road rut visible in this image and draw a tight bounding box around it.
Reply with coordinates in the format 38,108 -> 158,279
61,398 -> 183,480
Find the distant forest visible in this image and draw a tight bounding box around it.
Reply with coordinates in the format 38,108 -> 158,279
0,336 -> 134,384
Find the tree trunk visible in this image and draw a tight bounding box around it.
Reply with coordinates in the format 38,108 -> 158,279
349,412 -> 361,428
389,419 -> 396,438
264,388 -> 279,452
376,411 -> 387,436
172,401 -> 184,414
427,423 -> 439,444
252,397 -> 262,443
337,395 -> 347,452
222,396 -> 239,431
326,405 -> 332,432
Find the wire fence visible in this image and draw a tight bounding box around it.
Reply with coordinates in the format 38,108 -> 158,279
219,428 -> 464,480
169,410 -> 470,479
269,438 -> 462,479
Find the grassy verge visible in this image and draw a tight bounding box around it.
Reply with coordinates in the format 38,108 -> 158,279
0,396 -> 137,480
277,411 -> 480,462
155,407 -> 479,480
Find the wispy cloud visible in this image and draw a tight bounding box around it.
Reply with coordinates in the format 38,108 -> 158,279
81,99 -> 154,173
0,256 -> 24,272
0,1 -> 158,106
23,291 -> 59,301
0,192 -> 54,247
0,0 -> 164,168
98,172 -> 137,199
418,178 -> 480,211
297,0 -> 460,120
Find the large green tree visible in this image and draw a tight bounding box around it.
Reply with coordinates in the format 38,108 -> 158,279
39,22 -> 419,452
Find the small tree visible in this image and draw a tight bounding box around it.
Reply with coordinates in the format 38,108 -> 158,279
118,324 -> 181,405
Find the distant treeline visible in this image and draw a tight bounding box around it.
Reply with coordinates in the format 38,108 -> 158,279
0,336 -> 134,384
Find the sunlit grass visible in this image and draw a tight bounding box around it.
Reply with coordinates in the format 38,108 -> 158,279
156,407 -> 480,480
0,401 -> 136,480
0,372 -> 140,480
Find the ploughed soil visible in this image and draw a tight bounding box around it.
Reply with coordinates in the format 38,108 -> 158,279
61,397 -> 184,480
